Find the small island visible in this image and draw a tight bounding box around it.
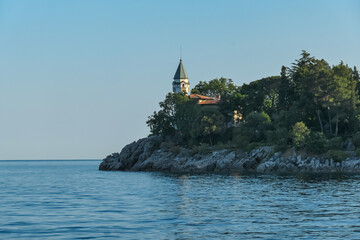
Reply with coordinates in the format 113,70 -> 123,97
100,51 -> 360,173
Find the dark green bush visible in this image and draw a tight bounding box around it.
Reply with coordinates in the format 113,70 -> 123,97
213,141 -> 235,151
305,132 -> 327,154
353,132 -> 360,148
232,124 -> 251,149
326,137 -> 342,150
191,143 -> 211,155
216,127 -> 233,144
266,127 -> 289,151
356,148 -> 360,157
245,111 -> 271,142
246,142 -> 265,152
326,150 -> 348,162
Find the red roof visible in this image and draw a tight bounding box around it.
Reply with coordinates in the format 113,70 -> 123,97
189,94 -> 220,105
189,94 -> 215,100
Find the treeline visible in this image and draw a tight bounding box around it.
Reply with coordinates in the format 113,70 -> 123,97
147,51 -> 360,159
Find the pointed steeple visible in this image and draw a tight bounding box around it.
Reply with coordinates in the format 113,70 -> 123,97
173,59 -> 188,79
172,59 -> 190,94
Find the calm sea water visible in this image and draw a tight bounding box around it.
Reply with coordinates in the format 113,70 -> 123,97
1,160 -> 360,239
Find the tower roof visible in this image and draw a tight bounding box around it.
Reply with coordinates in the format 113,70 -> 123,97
173,59 -> 188,79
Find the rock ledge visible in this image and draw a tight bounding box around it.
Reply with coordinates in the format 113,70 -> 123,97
99,136 -> 360,173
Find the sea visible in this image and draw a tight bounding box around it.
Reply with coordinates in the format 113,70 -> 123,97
1,160 -> 360,239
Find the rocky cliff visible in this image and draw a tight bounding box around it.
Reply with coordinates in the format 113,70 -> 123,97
99,136 -> 360,173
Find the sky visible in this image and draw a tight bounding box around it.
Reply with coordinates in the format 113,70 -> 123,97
0,0 -> 359,160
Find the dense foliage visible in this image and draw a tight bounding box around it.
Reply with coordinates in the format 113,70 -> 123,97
147,51 -> 360,156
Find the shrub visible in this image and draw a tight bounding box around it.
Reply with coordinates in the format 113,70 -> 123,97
191,143 -> 211,155
326,137 -> 342,150
356,148 -> 360,157
291,122 -> 310,149
353,132 -> 360,148
232,124 -> 252,150
232,112 -> 271,150
305,132 -> 327,154
246,142 -> 265,152
266,127 -> 289,151
217,127 -> 233,144
326,150 -> 348,162
246,111 -> 271,127
233,137 -> 250,150
213,141 -> 235,151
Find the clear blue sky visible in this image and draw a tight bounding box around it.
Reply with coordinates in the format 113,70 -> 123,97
0,0 -> 359,160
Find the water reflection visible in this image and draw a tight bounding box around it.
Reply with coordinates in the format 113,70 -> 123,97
153,172 -> 360,239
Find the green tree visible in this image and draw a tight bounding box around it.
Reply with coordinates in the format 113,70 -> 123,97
217,87 -> 246,120
245,111 -> 271,141
191,77 -> 236,98
191,107 -> 225,146
175,99 -> 199,140
312,62 -> 332,133
291,121 -> 311,149
290,51 -> 327,132
353,66 -> 360,96
328,62 -> 353,136
266,127 -> 290,151
233,111 -> 271,148
278,65 -> 292,111
239,76 -> 281,117
146,92 -> 191,136
352,67 -> 360,131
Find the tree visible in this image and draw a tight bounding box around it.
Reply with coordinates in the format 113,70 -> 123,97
239,76 -> 281,117
328,62 -> 353,136
233,111 -> 271,148
175,99 -> 199,140
292,122 -> 310,149
191,107 -> 225,146
146,93 -> 191,136
245,111 -> 271,142
191,77 -> 236,98
352,67 -> 360,131
218,87 -> 245,119
278,65 -> 292,111
353,66 -> 360,96
311,61 -> 332,133
291,50 -> 315,100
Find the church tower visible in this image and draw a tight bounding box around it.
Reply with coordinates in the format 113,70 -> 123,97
172,59 -> 190,94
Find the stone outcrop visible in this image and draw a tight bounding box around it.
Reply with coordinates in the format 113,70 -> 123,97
99,136 -> 360,173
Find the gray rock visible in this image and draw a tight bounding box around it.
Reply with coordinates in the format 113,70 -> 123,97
256,162 -> 267,173
344,138 -> 355,151
296,155 -> 302,165
286,163 -> 297,172
99,136 -> 360,173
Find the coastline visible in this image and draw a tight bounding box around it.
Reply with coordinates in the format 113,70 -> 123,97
99,136 -> 360,173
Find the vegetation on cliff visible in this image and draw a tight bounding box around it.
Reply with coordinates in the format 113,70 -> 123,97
147,51 -> 360,159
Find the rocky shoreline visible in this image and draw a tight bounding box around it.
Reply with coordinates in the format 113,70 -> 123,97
99,136 -> 360,173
